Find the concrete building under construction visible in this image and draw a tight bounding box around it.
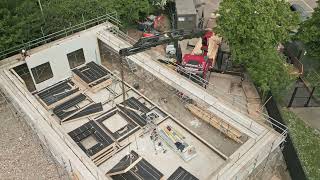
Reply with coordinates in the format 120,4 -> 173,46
0,15 -> 287,180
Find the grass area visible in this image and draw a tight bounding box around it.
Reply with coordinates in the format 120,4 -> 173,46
281,109 -> 320,180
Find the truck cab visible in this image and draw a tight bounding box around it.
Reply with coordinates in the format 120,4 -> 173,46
181,54 -> 210,78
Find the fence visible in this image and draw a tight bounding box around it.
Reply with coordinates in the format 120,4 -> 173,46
265,91 -> 307,180
287,77 -> 320,107
0,12 -> 121,60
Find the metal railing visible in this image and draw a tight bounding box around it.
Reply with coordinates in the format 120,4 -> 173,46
0,12 -> 121,60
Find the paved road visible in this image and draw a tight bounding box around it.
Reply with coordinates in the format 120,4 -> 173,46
291,107 -> 320,130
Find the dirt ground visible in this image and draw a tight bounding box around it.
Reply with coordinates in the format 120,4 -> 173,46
0,91 -> 69,180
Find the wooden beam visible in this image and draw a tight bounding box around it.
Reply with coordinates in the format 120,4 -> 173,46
185,103 -> 243,144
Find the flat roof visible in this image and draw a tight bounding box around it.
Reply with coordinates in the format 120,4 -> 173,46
175,0 -> 197,15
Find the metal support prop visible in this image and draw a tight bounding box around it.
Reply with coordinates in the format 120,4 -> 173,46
120,56 -> 126,104
287,87 -> 298,108
304,87 -> 315,107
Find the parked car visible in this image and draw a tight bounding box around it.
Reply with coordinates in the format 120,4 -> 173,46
290,4 -> 310,22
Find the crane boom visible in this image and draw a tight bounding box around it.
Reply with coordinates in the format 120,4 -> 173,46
117,29 -> 208,107
119,29 -> 207,57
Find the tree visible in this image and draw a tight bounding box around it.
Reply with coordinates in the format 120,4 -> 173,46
296,1 -> 320,58
215,0 -> 299,95
246,48 -> 295,96
149,0 -> 169,10
0,0 -> 153,54
101,0 -> 151,23
0,0 -> 42,51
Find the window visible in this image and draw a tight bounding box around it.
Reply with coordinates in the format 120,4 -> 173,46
67,49 -> 85,69
178,17 -> 185,22
31,62 -> 53,84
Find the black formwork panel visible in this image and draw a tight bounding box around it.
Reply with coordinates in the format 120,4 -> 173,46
168,167 -> 199,180
37,80 -> 79,106
133,159 -> 163,180
72,62 -> 111,84
118,97 -> 151,127
96,108 -> 140,140
73,68 -> 91,83
110,157 -> 163,180
87,61 -> 110,76
53,94 -> 87,120
107,151 -> 140,175
65,102 -> 103,121
68,121 -> 114,157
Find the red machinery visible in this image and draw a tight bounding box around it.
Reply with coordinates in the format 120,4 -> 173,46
119,29 -> 220,87
179,31 -> 221,80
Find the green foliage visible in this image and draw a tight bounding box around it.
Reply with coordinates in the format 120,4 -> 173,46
215,0 -> 299,94
246,49 -> 295,95
281,109 -> 320,180
108,0 -> 151,27
0,0 -> 42,50
0,0 -> 153,53
296,1 -> 320,58
149,0 -> 168,9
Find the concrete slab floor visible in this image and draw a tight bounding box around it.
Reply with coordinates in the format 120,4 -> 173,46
101,56 -> 243,156
99,118 -> 226,180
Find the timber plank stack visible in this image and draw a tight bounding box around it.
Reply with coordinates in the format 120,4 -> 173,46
185,103 -> 243,143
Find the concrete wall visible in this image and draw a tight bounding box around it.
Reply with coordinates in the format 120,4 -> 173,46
25,26 -> 104,91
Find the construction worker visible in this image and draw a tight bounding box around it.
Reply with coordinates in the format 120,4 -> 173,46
21,49 -> 28,61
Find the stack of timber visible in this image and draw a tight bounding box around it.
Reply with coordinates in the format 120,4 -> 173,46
185,103 -> 243,143
192,32 -> 222,64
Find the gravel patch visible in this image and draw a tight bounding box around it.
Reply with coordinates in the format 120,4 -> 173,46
0,92 -> 69,180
